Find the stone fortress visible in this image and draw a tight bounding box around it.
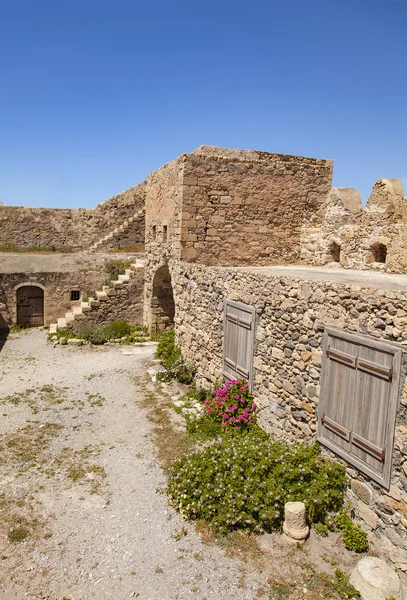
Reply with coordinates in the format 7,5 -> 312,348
2,145 -> 407,568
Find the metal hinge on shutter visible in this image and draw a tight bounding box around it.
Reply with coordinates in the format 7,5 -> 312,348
327,346 -> 356,367
351,433 -> 386,462
322,413 -> 351,441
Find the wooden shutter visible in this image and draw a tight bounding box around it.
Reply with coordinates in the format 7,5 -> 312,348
223,300 -> 255,390
318,327 -> 402,489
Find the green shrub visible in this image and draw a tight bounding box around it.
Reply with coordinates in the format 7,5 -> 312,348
314,522 -> 328,537
77,325 -> 108,345
155,328 -> 195,384
76,321 -> 139,345
332,510 -> 369,553
168,427 -> 347,534
103,320 -> 132,339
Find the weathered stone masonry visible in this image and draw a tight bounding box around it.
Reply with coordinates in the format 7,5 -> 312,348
172,261 -> 407,568
0,253 -> 144,327
0,182 -> 145,251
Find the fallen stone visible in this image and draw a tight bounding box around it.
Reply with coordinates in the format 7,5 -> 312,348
67,338 -> 83,346
352,480 -> 373,505
350,557 -> 403,600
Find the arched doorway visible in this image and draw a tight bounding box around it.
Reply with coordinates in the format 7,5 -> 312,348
149,265 -> 175,334
17,285 -> 44,327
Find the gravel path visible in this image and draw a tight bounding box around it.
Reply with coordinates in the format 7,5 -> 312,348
0,329 -> 264,600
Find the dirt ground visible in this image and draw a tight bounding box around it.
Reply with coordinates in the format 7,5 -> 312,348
0,329 -> 361,600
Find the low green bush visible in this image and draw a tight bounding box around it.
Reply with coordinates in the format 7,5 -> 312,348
155,328 -> 195,384
102,320 -> 132,339
332,509 -> 369,553
168,426 -> 347,534
76,321 -> 142,345
77,324 -> 109,345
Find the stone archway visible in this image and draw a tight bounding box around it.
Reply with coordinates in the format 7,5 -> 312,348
149,264 -> 175,334
16,284 -> 45,327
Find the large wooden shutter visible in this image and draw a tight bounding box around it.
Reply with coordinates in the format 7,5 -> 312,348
223,300 -> 255,389
318,327 -> 402,489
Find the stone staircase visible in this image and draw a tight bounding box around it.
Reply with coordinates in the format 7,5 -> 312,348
88,206 -> 146,253
49,258 -> 145,334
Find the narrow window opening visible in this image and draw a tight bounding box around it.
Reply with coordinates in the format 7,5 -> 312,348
370,243 -> 387,263
330,242 -> 341,263
151,226 -> 157,242
70,290 -> 80,301
162,225 -> 168,243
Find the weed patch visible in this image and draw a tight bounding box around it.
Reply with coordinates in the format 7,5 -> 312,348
155,328 -> 195,384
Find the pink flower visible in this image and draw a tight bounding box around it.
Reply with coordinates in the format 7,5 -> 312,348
215,400 -> 221,407
252,404 -> 257,410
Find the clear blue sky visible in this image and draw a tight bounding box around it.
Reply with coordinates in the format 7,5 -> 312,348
0,0 -> 406,208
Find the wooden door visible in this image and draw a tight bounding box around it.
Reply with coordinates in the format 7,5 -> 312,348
318,327 -> 401,488
17,286 -> 44,327
223,300 -> 256,389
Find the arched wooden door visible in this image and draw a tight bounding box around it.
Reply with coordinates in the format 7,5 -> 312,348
17,286 -> 44,327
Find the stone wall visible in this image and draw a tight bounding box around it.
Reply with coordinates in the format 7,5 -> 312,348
143,157 -> 184,329
171,260 -> 407,568
303,178 -> 407,274
0,182 -> 146,251
143,145 -> 333,329
68,273 -> 144,332
180,146 -> 333,266
0,253 -> 142,326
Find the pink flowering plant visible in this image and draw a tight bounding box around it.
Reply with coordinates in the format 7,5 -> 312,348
202,379 -> 257,432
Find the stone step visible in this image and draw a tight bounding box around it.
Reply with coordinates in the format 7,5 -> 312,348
49,323 -> 58,334
113,280 -> 124,289
65,312 -> 75,324
80,302 -> 92,312
124,269 -> 133,277
89,298 -> 100,307
118,274 -> 130,283
106,288 -> 116,296
96,291 -> 108,301
57,317 -> 67,328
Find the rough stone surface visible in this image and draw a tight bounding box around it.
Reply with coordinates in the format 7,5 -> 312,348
304,179 -> 407,274
282,502 -> 309,542
0,183 -> 145,251
352,480 -> 374,505
350,557 -> 403,600
0,253 -> 143,326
